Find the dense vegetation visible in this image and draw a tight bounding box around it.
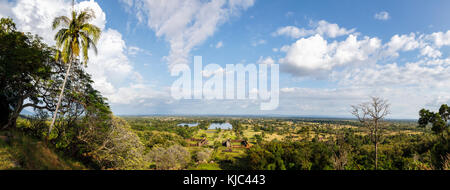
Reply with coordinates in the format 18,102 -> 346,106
0,16 -> 448,170
0,17 -> 146,170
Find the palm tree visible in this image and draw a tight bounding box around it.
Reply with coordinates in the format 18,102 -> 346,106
48,3 -> 101,137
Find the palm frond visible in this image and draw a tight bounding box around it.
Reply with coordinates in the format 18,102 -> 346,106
77,8 -> 96,24
80,31 -> 98,55
62,36 -> 72,63
81,23 -> 101,43
54,29 -> 68,48
52,16 -> 70,30
52,8 -> 101,66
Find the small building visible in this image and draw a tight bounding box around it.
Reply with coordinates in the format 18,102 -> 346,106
197,138 -> 208,147
241,140 -> 250,148
222,139 -> 231,148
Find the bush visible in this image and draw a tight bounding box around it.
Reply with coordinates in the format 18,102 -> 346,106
87,116 -> 147,170
196,149 -> 212,163
147,145 -> 190,170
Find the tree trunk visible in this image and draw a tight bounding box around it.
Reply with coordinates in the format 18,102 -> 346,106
374,120 -> 378,170
47,60 -> 72,139
0,96 -> 10,128
375,140 -> 378,170
2,97 -> 24,130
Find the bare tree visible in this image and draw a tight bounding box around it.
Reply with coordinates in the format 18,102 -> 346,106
351,97 -> 390,170
331,133 -> 350,170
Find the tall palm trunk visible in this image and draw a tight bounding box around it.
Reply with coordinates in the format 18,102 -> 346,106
48,59 -> 73,138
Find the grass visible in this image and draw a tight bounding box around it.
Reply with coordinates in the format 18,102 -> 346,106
188,163 -> 222,170
0,130 -> 86,170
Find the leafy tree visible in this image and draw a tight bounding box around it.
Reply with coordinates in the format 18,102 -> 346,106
86,116 -> 147,169
418,104 -> 450,169
196,149 -> 212,163
0,18 -> 54,129
418,104 -> 450,134
147,145 -> 191,170
49,4 -> 101,136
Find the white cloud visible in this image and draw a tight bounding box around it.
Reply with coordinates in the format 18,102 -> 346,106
277,23 -> 450,78
128,46 -> 142,55
277,85 -> 443,119
383,33 -> 421,57
420,45 -> 442,58
127,46 -> 151,56
273,20 -> 450,118
428,30 -> 450,47
273,20 -> 355,39
257,56 -> 275,65
273,26 -> 314,39
121,0 -> 254,69
251,39 -> 266,46
7,0 -> 106,45
108,84 -> 169,105
314,20 -> 356,38
374,11 -> 390,21
215,41 -> 224,48
279,34 -> 381,77
0,0 -> 12,18
0,0 -> 156,106
325,58 -> 450,118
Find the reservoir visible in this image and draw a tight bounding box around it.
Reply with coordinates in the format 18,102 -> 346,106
177,123 -> 199,127
208,123 -> 232,130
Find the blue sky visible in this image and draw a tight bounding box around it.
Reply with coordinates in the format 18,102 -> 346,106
2,0 -> 450,119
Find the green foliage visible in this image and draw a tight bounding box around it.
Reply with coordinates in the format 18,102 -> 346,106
0,17 -> 54,129
246,140 -> 333,170
195,149 -> 213,163
135,130 -> 186,151
52,9 -> 101,65
188,162 -> 222,170
147,145 -> 190,170
419,104 -> 450,134
0,130 -> 86,170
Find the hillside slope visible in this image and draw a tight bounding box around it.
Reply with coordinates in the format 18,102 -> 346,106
0,130 -> 87,170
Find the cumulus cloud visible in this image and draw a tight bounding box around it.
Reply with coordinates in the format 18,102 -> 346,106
279,34 -> 381,77
121,0 -> 255,69
0,0 -> 159,106
383,33 -> 421,57
273,20 -> 450,118
314,20 -> 356,38
273,20 -> 355,39
428,31 -> 450,47
374,11 -> 390,21
277,20 -> 450,78
8,0 -> 106,45
420,45 -> 442,58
